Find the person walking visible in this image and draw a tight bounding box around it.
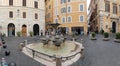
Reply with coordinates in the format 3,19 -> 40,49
41,30 -> 43,36
32,50 -> 35,58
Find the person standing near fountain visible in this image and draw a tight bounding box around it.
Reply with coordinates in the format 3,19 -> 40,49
32,50 -> 35,58
41,30 -> 43,36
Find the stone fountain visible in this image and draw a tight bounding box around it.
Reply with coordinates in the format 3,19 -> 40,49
22,35 -> 84,66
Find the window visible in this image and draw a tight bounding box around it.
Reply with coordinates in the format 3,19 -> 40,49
55,18 -> 58,23
68,6 -> 71,13
62,17 -> 66,23
61,7 -> 66,13
34,1 -> 38,8
9,0 -> 13,6
46,8 -> 48,12
119,5 -> 120,12
113,4 -> 117,14
80,16 -> 84,22
105,1 -> 110,12
79,4 -> 84,12
68,0 -> 71,2
55,8 -> 58,15
23,12 -> 26,18
49,5 -> 51,9
54,0 -> 58,7
68,16 -> 72,22
9,11 -> 13,18
23,0 -> 26,6
46,13 -> 50,18
61,0 -> 66,4
35,13 -> 38,19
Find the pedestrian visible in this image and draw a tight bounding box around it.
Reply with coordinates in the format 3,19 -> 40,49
32,50 -> 35,58
41,30 -> 43,36
90,32 -> 92,37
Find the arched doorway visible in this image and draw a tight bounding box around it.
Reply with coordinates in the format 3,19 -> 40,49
33,24 -> 39,36
112,22 -> 116,33
22,25 -> 27,36
8,23 -> 15,37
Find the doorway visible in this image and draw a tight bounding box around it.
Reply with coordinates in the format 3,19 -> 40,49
22,25 -> 27,36
8,23 -> 15,37
33,24 -> 39,36
112,22 -> 116,33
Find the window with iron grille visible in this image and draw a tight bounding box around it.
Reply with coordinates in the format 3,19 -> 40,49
105,1 -> 110,12
113,4 -> 117,14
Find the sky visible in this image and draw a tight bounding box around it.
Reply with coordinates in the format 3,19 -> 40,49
87,0 -> 90,13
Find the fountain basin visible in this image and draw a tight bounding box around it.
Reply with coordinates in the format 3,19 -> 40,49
22,40 -> 84,66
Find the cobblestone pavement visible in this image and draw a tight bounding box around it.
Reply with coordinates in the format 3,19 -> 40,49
71,34 -> 120,66
0,36 -> 45,66
1,34 -> 120,66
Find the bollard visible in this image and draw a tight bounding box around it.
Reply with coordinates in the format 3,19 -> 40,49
81,39 -> 83,44
19,43 -> 23,51
24,40 -> 27,46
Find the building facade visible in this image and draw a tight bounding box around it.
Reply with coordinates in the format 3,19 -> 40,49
0,0 -> 45,37
45,0 -> 53,26
89,0 -> 120,33
45,0 -> 87,35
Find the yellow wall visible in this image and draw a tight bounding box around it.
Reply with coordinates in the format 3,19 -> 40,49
45,0 -> 53,24
45,0 -> 88,34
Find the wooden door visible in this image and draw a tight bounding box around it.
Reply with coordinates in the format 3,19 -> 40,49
22,26 -> 27,36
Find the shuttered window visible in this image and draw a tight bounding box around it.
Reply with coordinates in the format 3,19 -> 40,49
35,13 -> 38,19
9,0 -> 13,6
34,1 -> 38,8
23,12 -> 26,18
9,11 -> 13,18
23,0 -> 26,6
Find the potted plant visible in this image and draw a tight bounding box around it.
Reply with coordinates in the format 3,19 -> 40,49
16,31 -> 21,37
29,31 -> 33,37
103,32 -> 110,41
114,32 -> 120,43
91,32 -> 97,40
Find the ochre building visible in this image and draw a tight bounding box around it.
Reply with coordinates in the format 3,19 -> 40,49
45,0 -> 87,35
